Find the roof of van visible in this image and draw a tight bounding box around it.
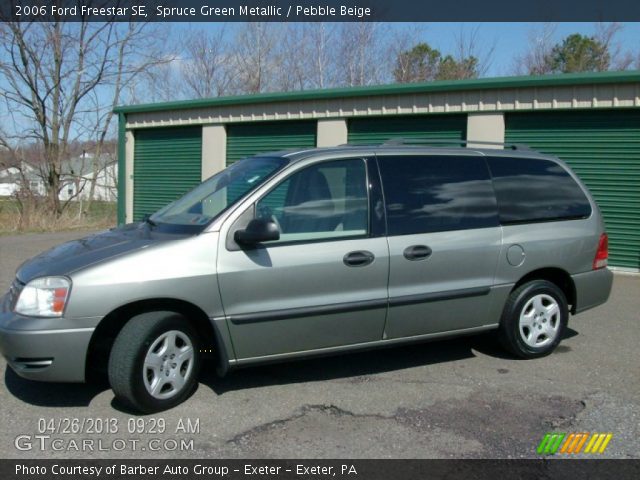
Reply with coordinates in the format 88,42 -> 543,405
265,144 -> 554,163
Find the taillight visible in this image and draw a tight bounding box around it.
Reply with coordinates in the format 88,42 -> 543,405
593,233 -> 608,270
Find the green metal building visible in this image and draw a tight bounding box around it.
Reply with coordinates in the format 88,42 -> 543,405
115,71 -> 640,271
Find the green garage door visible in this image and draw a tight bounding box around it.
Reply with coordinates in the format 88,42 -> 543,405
347,115 -> 466,145
505,110 -> 640,269
133,127 -> 202,221
226,121 -> 317,166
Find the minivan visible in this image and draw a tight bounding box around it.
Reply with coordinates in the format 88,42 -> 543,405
0,143 -> 613,412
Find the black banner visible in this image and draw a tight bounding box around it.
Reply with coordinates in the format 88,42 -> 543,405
2,459 -> 640,480
2,0 -> 640,22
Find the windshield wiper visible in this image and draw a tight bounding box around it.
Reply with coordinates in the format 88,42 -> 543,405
142,214 -> 157,227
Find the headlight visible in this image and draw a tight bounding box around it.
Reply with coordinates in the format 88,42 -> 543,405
15,277 -> 71,317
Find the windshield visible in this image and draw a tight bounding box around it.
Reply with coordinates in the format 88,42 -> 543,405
150,156 -> 288,227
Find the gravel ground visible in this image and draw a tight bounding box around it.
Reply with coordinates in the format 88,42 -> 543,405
0,230 -> 638,459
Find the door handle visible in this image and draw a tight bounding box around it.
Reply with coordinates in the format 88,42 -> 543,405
403,245 -> 432,261
343,250 -> 375,267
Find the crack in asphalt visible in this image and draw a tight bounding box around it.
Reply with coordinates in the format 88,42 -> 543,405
228,392 -> 587,458
228,403 -> 392,445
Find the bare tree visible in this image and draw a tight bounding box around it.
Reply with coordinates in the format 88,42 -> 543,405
273,23 -> 312,92
448,26 -> 495,79
180,26 -> 234,98
231,23 -> 280,94
0,129 -> 18,170
513,23 -> 557,75
594,22 -> 633,71
83,24 -> 168,215
336,23 -> 388,87
0,20 -> 166,218
307,23 -> 338,89
134,50 -> 183,104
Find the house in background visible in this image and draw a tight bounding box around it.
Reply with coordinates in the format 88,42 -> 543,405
0,154 -> 117,202
0,164 -> 45,197
0,167 -> 21,197
58,153 -> 118,202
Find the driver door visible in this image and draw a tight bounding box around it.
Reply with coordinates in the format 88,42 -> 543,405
216,158 -> 389,360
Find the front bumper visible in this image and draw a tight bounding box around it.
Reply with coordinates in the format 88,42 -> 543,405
0,310 -> 94,383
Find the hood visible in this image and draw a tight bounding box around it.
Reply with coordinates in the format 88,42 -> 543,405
16,222 -> 190,284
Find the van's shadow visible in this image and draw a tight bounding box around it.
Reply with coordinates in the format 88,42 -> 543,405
202,336 -> 481,396
204,327 -> 578,394
4,327 -> 580,410
4,367 -> 110,408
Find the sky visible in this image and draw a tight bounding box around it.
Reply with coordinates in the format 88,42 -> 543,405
173,21 -> 640,77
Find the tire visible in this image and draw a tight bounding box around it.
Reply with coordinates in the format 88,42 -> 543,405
108,312 -> 201,413
498,280 -> 568,359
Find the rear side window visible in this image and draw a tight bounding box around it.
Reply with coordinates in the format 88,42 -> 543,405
486,157 -> 592,225
378,156 -> 499,236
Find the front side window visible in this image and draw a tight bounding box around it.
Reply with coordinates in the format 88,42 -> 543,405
486,156 -> 592,224
256,159 -> 369,243
150,156 -> 287,227
378,155 -> 499,236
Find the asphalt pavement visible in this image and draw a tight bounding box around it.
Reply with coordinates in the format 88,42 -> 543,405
0,230 -> 638,459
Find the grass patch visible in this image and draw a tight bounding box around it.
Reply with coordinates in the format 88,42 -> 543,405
0,198 -> 117,234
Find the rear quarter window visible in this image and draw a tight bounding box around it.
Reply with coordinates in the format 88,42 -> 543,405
486,156 -> 592,224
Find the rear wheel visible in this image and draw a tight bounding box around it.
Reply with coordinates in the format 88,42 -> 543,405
108,312 -> 201,413
498,280 -> 568,358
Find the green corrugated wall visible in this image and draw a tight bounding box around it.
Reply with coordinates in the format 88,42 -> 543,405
505,110 -> 640,269
226,121 -> 317,166
347,115 -> 467,145
133,127 -> 202,221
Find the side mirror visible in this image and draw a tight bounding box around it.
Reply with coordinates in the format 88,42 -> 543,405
235,218 -> 280,245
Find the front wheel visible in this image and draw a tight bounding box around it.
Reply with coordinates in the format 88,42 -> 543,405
108,312 -> 201,413
498,280 -> 568,359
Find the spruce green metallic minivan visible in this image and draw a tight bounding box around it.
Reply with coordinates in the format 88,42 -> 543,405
0,144 -> 613,412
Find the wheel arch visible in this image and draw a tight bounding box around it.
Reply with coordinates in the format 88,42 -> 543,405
85,298 -> 229,382
512,267 -> 577,314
